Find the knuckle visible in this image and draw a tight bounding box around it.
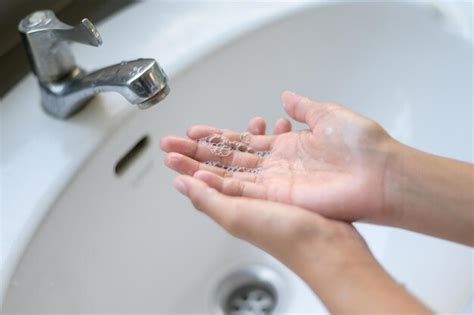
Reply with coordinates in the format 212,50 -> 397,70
188,189 -> 207,210
190,195 -> 205,211
231,180 -> 244,196
222,179 -> 237,195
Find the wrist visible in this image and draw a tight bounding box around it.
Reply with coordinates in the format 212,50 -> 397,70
381,139 -> 474,244
381,138 -> 411,227
290,223 -> 378,288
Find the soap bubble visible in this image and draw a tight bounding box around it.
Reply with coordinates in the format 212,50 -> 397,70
204,160 -> 263,175
197,132 -> 270,175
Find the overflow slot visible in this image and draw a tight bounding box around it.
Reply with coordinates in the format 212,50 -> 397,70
114,135 -> 150,176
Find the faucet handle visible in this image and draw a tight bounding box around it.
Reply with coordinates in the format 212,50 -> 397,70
19,10 -> 102,46
54,18 -> 102,47
19,10 -> 102,82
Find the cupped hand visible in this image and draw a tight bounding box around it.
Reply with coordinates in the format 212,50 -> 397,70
161,91 -> 397,223
171,174 -> 430,315
161,92 -> 432,314
172,173 -> 373,278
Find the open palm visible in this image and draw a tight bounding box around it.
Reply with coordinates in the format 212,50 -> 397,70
161,91 -> 394,222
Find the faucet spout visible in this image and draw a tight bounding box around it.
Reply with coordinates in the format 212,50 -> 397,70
40,59 -> 169,118
19,10 -> 169,119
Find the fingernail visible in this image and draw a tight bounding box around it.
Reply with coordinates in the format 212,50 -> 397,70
173,178 -> 187,195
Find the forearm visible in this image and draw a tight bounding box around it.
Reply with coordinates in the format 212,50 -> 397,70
384,142 -> 474,245
285,229 -> 431,314
297,253 -> 431,314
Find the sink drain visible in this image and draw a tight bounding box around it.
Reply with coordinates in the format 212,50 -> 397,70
224,283 -> 276,315
213,265 -> 286,315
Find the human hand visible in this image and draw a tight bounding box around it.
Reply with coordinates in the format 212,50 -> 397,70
171,174 -> 430,314
172,172 -> 373,287
161,92 -> 431,313
161,91 -> 397,224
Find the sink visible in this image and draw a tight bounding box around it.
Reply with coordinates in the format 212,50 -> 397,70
2,1 -> 472,313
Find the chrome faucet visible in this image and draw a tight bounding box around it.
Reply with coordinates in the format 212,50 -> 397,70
18,10 -> 169,119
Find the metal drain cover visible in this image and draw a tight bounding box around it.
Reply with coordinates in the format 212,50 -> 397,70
214,265 -> 286,315
224,283 -> 276,315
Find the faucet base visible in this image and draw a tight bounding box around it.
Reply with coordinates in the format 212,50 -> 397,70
39,68 -> 92,119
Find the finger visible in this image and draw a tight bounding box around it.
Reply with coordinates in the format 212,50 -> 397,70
172,176 -> 298,239
173,175 -> 327,259
194,170 -> 267,199
186,125 -> 275,151
161,135 -> 262,168
273,118 -> 292,134
165,152 -> 258,182
281,90 -> 340,129
173,175 -> 260,237
246,117 -> 266,135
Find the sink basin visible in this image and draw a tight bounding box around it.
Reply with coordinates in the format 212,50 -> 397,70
2,1 -> 472,313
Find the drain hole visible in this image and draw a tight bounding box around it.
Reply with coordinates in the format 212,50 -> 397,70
214,265 -> 286,315
224,283 -> 277,315
114,135 -> 149,176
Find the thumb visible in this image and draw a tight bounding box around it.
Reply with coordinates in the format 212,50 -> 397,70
281,90 -> 338,130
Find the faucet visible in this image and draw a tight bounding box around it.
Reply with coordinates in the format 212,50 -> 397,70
18,10 -> 169,119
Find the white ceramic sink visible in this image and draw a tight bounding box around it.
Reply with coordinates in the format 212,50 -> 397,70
2,1 -> 472,313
